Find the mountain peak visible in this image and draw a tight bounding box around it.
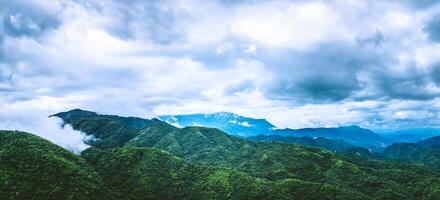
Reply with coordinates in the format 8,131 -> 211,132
50,108 -> 97,120
159,112 -> 275,136
212,111 -> 239,118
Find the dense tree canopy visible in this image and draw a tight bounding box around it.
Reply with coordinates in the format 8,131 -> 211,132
3,109 -> 440,199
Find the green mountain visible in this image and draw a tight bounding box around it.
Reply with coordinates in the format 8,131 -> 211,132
51,109 -> 159,148
274,126 -> 386,150
0,130 -> 110,200
383,136 -> 440,170
49,109 -> 440,199
247,134 -> 356,153
383,143 -> 422,160
416,136 -> 440,148
82,147 -> 362,200
53,109 -> 157,129
0,130 -> 362,200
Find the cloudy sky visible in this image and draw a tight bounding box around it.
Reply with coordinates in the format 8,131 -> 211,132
2,0 -> 440,149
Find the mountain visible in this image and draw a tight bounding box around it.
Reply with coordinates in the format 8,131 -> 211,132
82,147 -> 362,200
380,128 -> 440,143
52,109 -> 157,129
383,143 -> 422,161
247,135 -> 356,153
159,112 -> 275,136
383,136 -> 440,170
51,109 -> 440,199
0,130 -> 365,200
0,130 -> 110,200
273,126 -> 386,150
51,109 -> 159,148
416,136 -> 440,148
159,112 -> 386,149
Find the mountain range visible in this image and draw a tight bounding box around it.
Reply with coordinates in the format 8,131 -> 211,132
159,112 -> 276,136
3,109 -> 440,199
247,135 -> 356,153
380,128 -> 440,143
160,112 -> 390,149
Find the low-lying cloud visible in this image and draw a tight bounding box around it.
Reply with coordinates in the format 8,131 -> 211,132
0,107 -> 90,154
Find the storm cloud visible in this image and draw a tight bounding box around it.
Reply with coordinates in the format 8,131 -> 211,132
425,15 -> 440,42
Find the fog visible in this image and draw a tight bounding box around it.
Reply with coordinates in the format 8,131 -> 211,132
0,108 -> 90,154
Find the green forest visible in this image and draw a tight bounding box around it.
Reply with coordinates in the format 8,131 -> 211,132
2,109 -> 440,199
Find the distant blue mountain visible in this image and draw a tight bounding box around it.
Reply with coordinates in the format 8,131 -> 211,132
274,126 -> 386,149
380,128 -> 440,143
247,134 -> 356,153
383,135 -> 440,162
159,112 -> 275,137
159,112 -> 388,149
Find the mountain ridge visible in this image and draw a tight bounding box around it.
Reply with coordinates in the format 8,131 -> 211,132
159,112 -> 276,136
380,135 -> 440,173
159,111 -> 386,148
47,109 -> 440,199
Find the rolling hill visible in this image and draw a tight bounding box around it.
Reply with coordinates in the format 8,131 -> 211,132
0,130 -> 365,200
47,109 -> 440,199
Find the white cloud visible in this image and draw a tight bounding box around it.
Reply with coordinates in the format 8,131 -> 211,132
1,0 -> 440,143
229,1 -> 350,50
0,99 -> 90,153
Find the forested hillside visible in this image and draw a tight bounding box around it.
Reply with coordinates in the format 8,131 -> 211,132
0,130 -> 110,200
2,109 -> 440,199
47,109 -> 440,199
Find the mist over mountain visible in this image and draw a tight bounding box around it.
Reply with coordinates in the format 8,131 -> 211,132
0,107 -> 90,153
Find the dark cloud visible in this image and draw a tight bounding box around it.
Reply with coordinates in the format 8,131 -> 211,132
0,1 -> 61,38
223,80 -> 256,95
377,77 -> 438,100
402,0 -> 440,9
2,13 -> 59,38
262,43 -> 382,101
357,31 -> 385,47
424,16 -> 440,42
431,64 -> 440,84
366,61 -> 440,101
83,0 -> 183,44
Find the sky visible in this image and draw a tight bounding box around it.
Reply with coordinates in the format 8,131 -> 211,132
2,0 -> 440,151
